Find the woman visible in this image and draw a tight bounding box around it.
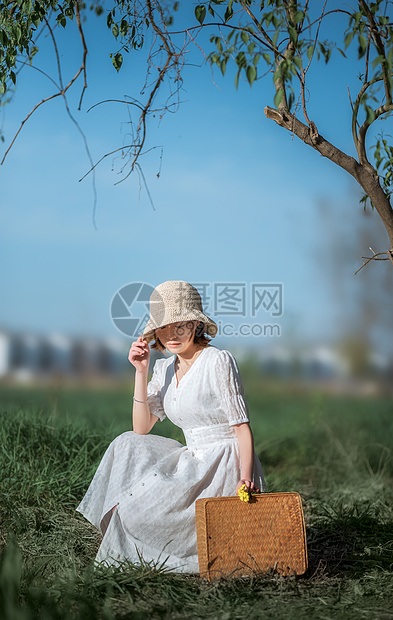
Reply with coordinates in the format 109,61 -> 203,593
77,280 -> 265,573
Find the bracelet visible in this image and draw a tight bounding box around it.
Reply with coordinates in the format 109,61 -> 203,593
133,396 -> 148,403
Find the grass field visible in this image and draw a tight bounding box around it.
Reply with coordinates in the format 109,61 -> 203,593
1,377 -> 393,620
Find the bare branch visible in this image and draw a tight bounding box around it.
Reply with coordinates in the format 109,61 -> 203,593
364,29 -> 371,84
43,17 -> 63,89
75,1 -> 88,110
264,104 -> 393,246
2,50 -> 85,165
355,248 -> 393,274
358,101 -> 393,169
303,0 -> 328,76
120,0 -> 181,176
351,75 -> 390,168
239,0 -> 276,51
43,4 -> 95,225
88,99 -> 145,114
78,145 -> 138,182
1,91 -> 64,165
359,0 -> 392,104
15,59 -> 61,90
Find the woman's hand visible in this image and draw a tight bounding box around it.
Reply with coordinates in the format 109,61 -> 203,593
236,479 -> 260,494
233,424 -> 260,495
128,336 -> 150,373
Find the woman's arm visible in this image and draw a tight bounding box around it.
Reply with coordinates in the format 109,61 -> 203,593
233,422 -> 260,493
129,336 -> 158,435
132,368 -> 158,434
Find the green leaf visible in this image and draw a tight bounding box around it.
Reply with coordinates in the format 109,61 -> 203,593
10,70 -> 16,85
112,24 -> 119,39
195,5 -> 206,25
235,51 -> 246,68
262,52 -> 271,64
0,30 -> 8,46
293,56 -> 302,69
273,66 -> 282,83
241,31 -> 249,44
387,47 -> 393,72
318,42 -> 331,64
112,52 -> 123,72
294,10 -> 304,24
246,64 -> 256,86
224,5 -> 233,21
306,45 -> 314,59
288,90 -> 294,111
288,25 -> 298,45
220,58 -> 227,76
344,31 -> 354,48
365,104 -> 376,124
29,46 -> 39,60
274,88 -> 284,107
120,20 -> 129,38
358,34 -> 367,59
57,13 -> 66,27
372,54 -> 386,70
234,69 -> 240,89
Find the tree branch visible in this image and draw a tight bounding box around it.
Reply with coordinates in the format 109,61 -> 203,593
355,248 -> 393,274
264,105 -> 393,246
1,91 -> 64,165
351,75 -> 385,169
239,0 -> 276,51
75,0 -> 88,110
1,6 -> 88,166
358,101 -> 393,169
120,0 -> 180,176
359,0 -> 392,105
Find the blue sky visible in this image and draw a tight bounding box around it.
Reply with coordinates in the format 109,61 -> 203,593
1,3 -> 391,352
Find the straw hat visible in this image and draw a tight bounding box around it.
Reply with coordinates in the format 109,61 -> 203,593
142,281 -> 218,342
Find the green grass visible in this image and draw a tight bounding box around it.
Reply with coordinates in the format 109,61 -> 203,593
1,380 -> 393,619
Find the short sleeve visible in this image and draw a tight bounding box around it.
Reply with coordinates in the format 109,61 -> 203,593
215,350 -> 250,426
146,358 -> 167,422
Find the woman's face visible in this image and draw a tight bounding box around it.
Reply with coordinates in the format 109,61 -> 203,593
156,321 -> 198,354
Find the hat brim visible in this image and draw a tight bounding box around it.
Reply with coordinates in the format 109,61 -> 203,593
142,312 -> 217,343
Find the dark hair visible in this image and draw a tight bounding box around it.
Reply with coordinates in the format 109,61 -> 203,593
151,321 -> 212,353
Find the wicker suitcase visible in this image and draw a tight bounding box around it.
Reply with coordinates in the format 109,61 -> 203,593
195,492 -> 307,580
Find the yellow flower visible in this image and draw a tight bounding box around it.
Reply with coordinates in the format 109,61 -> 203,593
237,483 -> 250,502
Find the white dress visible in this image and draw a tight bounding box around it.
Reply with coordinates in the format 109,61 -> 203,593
76,345 -> 265,573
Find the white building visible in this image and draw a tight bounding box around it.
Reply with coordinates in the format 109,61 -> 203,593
0,329 -> 130,381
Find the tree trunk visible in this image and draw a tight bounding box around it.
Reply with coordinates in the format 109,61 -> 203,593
265,106 -> 393,265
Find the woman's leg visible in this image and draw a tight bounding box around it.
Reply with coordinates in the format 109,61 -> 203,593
100,505 -> 118,536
